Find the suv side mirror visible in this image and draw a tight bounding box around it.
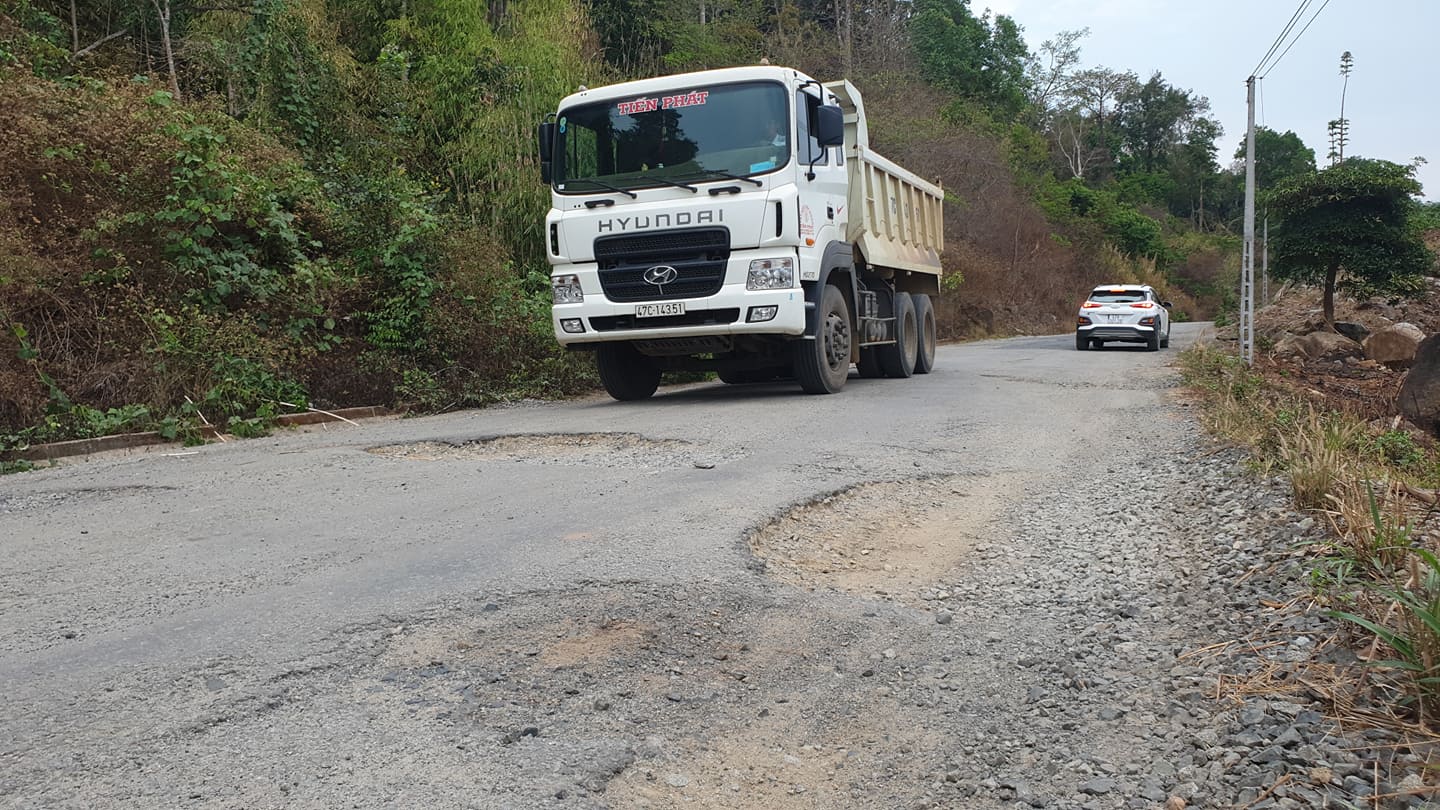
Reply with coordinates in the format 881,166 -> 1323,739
815,105 -> 844,147
538,122 -> 555,185
1161,301 -> 1173,309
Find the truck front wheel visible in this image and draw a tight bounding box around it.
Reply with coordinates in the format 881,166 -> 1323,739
793,284 -> 851,394
879,291 -> 916,378
596,343 -> 661,401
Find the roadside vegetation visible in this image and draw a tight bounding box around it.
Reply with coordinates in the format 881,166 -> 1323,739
1181,341 -> 1440,728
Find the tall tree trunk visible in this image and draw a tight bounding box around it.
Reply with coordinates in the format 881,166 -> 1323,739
1323,263 -> 1338,329
152,0 -> 181,101
141,10 -> 151,74
69,0 -> 79,54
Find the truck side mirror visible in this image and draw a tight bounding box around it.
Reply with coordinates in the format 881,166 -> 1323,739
815,105 -> 844,148
538,122 -> 556,185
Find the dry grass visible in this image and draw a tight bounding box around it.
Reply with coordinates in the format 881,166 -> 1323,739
1182,341 -> 1440,737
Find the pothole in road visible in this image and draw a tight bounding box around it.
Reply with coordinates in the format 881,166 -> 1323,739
362,582 -> 948,809
0,484 -> 178,514
367,432 -> 735,468
748,474 -> 1016,602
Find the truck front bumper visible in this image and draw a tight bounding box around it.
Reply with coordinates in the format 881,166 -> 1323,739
551,262 -> 807,346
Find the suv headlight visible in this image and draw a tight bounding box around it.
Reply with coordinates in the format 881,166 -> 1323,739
747,258 -> 795,290
551,274 -> 583,304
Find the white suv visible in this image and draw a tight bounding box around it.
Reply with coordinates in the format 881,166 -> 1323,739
1076,284 -> 1171,351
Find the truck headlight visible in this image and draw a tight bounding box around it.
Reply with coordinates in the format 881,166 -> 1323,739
551,274 -> 583,304
747,258 -> 795,290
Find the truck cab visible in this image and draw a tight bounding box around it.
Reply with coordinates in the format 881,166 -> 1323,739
538,66 -> 943,400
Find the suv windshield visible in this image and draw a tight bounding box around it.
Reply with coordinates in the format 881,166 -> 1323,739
554,81 -> 789,193
1089,290 -> 1146,303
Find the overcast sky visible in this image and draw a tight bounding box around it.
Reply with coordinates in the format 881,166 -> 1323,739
985,0 -> 1438,201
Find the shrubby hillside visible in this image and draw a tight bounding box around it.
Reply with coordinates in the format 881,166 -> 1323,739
2,0 -> 1251,445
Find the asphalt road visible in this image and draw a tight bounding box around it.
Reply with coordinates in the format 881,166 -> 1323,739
0,323 -> 1211,809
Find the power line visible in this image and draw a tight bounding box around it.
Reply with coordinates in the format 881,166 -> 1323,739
1261,0 -> 1336,78
1251,0 -> 1312,77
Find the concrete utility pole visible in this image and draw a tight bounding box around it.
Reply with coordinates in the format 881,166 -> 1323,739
1240,76 -> 1256,366
1262,216 -> 1269,306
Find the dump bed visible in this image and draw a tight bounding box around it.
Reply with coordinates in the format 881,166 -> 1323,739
824,80 -> 945,280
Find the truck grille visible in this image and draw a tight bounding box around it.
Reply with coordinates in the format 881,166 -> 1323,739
594,228 -> 730,302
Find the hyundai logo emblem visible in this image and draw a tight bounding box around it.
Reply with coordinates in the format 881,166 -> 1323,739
643,265 -> 679,285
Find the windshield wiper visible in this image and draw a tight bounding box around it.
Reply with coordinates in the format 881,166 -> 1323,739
636,174 -> 699,193
565,178 -> 638,199
679,169 -> 764,187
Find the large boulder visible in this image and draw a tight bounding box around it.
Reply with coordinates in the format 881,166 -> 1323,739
1363,323 -> 1427,369
1275,331 -> 1363,362
1334,321 -> 1370,343
1400,334 -> 1440,437
1272,333 -> 1309,358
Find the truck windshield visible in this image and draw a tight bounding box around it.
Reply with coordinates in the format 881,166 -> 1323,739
554,81 -> 789,194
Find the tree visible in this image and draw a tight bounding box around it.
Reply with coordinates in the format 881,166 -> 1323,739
1049,105 -> 1102,179
1168,116 -> 1222,228
1114,72 -> 1209,175
1055,66 -> 1137,179
1332,50 -> 1353,165
1234,127 -> 1316,191
1024,27 -> 1086,114
908,0 -> 1031,119
1267,159 -> 1433,328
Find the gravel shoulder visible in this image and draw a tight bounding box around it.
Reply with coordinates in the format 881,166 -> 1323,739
1,324 -> 1416,808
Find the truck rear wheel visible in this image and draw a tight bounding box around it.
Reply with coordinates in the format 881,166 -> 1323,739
793,284 -> 851,394
879,291 -> 916,378
912,293 -> 936,374
596,343 -> 661,401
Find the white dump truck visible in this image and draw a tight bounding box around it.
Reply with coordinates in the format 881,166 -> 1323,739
537,65 -> 944,400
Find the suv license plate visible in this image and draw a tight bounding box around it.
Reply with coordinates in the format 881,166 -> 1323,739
1106,314 -> 1122,323
635,302 -> 685,318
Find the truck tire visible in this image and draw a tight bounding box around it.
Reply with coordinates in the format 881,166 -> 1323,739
793,284 -> 851,394
912,293 -> 936,374
879,291 -> 916,378
596,343 -> 661,400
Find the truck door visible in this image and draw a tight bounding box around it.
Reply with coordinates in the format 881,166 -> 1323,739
796,87 -> 849,254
